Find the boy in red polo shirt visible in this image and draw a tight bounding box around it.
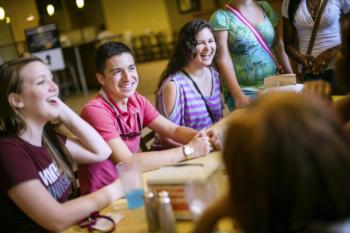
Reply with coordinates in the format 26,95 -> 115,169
78,42 -> 214,194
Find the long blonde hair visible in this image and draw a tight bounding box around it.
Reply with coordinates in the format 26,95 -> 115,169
0,57 -> 78,196
43,123 -> 79,197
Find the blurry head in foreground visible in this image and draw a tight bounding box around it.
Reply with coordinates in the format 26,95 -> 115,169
224,92 -> 350,233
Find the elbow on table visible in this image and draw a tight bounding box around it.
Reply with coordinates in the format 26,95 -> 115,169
42,220 -> 72,233
95,146 -> 112,162
38,210 -> 81,232
101,147 -> 112,160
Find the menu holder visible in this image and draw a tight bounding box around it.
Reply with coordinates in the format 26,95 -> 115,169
264,74 -> 297,89
262,74 -> 304,94
146,153 -> 223,220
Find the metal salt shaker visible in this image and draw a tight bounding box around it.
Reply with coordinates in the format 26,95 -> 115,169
158,191 -> 177,233
143,191 -> 160,232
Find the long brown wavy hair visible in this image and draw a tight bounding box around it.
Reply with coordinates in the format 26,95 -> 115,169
224,93 -> 350,233
157,19 -> 215,89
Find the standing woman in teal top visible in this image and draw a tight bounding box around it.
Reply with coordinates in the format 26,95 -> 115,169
210,0 -> 292,110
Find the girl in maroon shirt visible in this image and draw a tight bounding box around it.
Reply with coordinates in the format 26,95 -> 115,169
0,56 -> 123,232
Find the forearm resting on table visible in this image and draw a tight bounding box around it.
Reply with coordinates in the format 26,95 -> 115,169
158,134 -> 183,149
107,135 -> 186,172
9,179 -> 123,232
133,147 -> 186,172
171,126 -> 197,144
207,109 -> 247,150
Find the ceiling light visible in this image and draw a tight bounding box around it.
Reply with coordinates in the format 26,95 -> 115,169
5,16 -> 10,24
47,4 -> 55,16
76,0 -> 84,8
0,7 -> 5,20
26,14 -> 35,21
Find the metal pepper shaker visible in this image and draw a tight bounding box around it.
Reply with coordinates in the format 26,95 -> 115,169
158,191 -> 177,233
143,191 -> 160,232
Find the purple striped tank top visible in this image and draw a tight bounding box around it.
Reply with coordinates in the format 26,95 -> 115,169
152,67 -> 223,150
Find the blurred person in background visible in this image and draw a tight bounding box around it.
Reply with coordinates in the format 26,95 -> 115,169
210,0 -> 292,110
282,0 -> 350,93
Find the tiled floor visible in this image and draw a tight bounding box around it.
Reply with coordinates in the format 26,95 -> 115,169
64,59 -> 168,113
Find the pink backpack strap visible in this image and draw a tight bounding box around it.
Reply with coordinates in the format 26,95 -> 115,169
224,3 -> 282,72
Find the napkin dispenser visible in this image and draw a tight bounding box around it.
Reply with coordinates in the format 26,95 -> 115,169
146,153 -> 222,220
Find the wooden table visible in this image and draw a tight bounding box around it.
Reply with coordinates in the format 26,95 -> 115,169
333,95 -> 346,102
61,200 -> 197,233
60,108 -> 240,233
60,152 -> 232,233
62,199 -> 232,232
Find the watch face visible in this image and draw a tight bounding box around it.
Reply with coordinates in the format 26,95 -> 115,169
184,145 -> 194,156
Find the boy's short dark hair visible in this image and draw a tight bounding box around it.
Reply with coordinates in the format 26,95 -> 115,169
95,41 -> 133,74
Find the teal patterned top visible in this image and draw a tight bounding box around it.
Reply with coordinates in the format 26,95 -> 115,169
209,1 -> 279,96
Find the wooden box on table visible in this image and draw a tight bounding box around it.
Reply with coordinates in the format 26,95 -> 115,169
146,153 -> 222,220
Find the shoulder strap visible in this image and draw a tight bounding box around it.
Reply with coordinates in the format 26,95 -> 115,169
305,0 -> 329,55
224,3 -> 282,71
99,89 -> 119,115
300,0 -> 328,81
181,69 -> 215,123
99,89 -> 141,135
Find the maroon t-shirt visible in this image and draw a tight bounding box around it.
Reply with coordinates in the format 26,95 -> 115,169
0,135 -> 72,233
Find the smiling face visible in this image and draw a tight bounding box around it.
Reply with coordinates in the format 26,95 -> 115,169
190,27 -> 216,67
11,61 -> 60,124
97,52 -> 139,105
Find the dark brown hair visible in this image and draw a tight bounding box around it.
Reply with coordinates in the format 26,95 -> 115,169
95,41 -> 133,74
157,19 -> 214,89
224,93 -> 350,233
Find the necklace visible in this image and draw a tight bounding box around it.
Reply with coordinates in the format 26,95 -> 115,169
307,0 -> 321,19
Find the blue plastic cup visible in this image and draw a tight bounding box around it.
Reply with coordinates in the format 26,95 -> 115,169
116,160 -> 144,209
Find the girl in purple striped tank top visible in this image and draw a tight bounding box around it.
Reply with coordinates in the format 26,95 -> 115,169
152,19 -> 224,150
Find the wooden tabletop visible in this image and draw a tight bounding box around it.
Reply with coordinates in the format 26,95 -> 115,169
62,200 -> 198,233
60,152 -> 230,233
59,109 -> 239,233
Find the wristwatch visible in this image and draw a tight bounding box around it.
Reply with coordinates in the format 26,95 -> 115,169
183,144 -> 194,160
